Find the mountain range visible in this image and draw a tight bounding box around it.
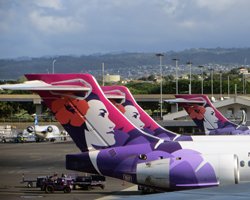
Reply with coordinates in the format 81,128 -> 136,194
1,47 -> 250,80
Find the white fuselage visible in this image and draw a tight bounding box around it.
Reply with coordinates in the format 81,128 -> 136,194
34,125 -> 61,139
179,139 -> 250,183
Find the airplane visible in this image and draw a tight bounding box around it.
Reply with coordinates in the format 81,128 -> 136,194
102,85 -> 250,138
1,73 -> 250,193
22,113 -> 65,142
165,94 -> 250,135
101,85 -> 180,140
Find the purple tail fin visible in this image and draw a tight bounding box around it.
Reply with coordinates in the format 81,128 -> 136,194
175,94 -> 237,134
102,85 -> 177,140
19,74 -> 162,151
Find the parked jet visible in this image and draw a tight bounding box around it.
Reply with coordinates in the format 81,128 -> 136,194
102,85 -> 179,140
2,74 -> 250,193
22,114 -> 64,142
166,94 -> 250,135
102,86 -> 250,138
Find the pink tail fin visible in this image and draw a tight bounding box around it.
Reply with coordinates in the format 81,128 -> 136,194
102,85 -> 177,140
21,74 -> 162,151
175,94 -> 237,134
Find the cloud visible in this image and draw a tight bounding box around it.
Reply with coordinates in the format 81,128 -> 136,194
196,0 -> 236,12
0,0 -> 250,58
33,0 -> 63,10
29,10 -> 82,34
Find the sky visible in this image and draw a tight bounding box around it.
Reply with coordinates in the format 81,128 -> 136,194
1,0 -> 250,59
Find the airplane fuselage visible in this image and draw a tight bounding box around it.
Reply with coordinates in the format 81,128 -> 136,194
33,125 -> 60,139
72,138 -> 250,190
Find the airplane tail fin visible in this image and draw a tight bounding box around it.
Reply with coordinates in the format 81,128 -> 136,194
1,74 -> 162,151
32,114 -> 38,126
102,85 -> 177,140
172,94 -> 237,134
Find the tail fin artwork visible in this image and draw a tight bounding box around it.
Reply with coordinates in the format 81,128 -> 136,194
168,94 -> 250,135
102,86 -> 183,141
1,74 -> 163,152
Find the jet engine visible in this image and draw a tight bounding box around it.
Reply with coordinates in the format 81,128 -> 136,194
136,154 -> 239,190
47,126 -> 53,133
26,126 -> 34,133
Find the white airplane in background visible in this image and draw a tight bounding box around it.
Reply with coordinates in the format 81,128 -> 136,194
23,114 -> 65,142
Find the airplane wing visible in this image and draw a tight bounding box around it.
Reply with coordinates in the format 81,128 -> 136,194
165,98 -> 206,104
0,80 -> 91,91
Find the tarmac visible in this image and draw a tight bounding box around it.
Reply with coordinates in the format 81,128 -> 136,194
0,141 -> 139,200
2,141 -> 250,200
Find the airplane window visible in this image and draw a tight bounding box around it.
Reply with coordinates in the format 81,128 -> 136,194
240,161 -> 245,167
248,161 -> 250,167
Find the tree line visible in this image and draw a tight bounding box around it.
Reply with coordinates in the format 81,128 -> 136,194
0,69 -> 249,120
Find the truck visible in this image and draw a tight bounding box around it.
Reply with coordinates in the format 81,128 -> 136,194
72,174 -> 106,190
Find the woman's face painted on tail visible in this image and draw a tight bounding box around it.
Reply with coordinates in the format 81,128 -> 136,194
124,105 -> 145,129
85,99 -> 115,145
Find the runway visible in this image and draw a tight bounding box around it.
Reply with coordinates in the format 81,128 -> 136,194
0,141 -> 138,200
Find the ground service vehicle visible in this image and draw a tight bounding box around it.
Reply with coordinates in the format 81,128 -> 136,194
21,174 -> 47,188
41,177 -> 73,193
73,175 -> 105,190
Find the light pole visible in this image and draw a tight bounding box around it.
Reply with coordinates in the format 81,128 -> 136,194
186,61 -> 192,94
242,73 -> 245,94
52,59 -> 56,74
172,58 -> 179,112
198,65 -> 204,94
209,68 -> 214,98
102,62 -> 105,86
172,58 -> 179,95
228,75 -> 230,97
219,71 -> 222,100
156,53 -> 164,119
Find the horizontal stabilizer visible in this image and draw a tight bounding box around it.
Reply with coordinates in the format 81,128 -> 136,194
103,90 -> 125,100
0,80 -> 90,91
165,98 -> 206,104
105,94 -> 125,99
